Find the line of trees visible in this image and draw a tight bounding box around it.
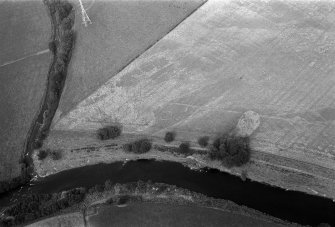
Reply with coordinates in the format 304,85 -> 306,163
32,0 -> 76,150
123,138 -> 152,154
37,149 -> 62,161
160,130 -> 250,167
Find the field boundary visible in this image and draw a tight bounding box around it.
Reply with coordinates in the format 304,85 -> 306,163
0,0 -> 76,194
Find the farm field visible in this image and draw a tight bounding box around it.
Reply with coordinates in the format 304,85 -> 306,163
53,0 -> 207,121
0,1 -> 50,66
41,0 -> 335,200
25,212 -> 84,227
87,202 -> 287,227
0,1 -> 51,181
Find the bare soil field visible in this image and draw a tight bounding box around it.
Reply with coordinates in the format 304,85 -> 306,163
54,0 -> 207,121
40,0 -> 335,200
0,1 -> 51,184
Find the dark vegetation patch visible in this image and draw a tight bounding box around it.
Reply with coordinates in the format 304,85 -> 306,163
116,195 -> 130,205
164,131 -> 176,143
37,149 -> 62,161
197,136 -> 209,147
97,125 -> 122,140
123,139 -> 152,154
178,142 -> 191,155
37,150 -> 48,160
32,140 -> 43,149
104,179 -> 113,191
31,0 -> 75,154
48,40 -> 57,54
0,174 -> 30,197
209,134 -> 251,168
0,188 -> 85,226
50,150 -> 62,160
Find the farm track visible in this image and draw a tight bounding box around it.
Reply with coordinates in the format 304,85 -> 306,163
0,49 -> 49,68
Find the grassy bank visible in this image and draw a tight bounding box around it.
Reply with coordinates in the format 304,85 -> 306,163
0,0 -> 75,194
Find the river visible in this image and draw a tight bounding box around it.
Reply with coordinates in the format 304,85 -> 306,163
1,160 -> 334,226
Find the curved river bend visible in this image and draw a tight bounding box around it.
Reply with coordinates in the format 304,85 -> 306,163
3,160 -> 335,226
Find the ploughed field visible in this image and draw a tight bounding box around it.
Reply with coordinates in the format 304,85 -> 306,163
0,1 -> 51,181
39,0 -> 335,199
54,0 -> 207,121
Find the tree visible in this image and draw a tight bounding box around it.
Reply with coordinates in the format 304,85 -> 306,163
209,134 -> 250,167
37,150 -> 48,160
197,136 -> 209,147
48,40 -> 57,55
123,139 -> 152,154
164,131 -> 175,142
97,125 -> 122,140
104,179 -> 113,191
179,142 -> 191,155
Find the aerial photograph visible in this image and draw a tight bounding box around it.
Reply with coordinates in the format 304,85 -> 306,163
0,0 -> 335,226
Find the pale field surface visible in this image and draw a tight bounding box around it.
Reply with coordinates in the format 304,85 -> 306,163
87,203 -> 287,227
54,0 -> 207,120
46,0 -> 335,198
25,212 -> 85,227
0,1 -> 51,181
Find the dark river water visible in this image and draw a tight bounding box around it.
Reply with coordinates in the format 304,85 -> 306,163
1,160 -> 335,226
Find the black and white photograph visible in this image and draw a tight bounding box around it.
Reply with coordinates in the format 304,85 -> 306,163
0,0 -> 334,226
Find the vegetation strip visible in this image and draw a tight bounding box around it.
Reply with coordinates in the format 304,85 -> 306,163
0,0 -> 75,194
0,181 -> 297,226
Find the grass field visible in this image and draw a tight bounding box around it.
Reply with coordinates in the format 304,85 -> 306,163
0,53 -> 51,181
0,1 -> 51,182
87,202 -> 286,227
26,212 -> 84,227
43,0 -> 335,199
0,1 -> 50,65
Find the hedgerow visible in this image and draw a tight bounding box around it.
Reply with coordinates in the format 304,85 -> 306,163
123,139 -> 152,154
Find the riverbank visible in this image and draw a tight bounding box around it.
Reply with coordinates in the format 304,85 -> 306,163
5,160 -> 334,226
25,181 -> 298,227
34,130 -> 335,200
